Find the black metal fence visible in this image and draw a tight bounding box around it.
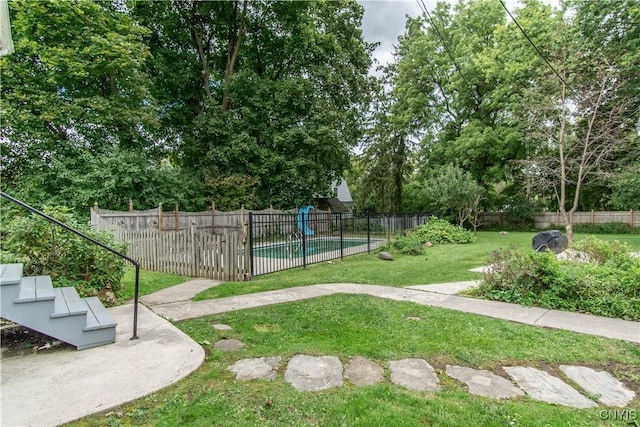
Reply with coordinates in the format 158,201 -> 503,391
248,212 -> 430,276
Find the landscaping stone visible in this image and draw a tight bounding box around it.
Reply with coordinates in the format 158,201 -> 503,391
389,358 -> 440,392
284,355 -> 343,392
379,251 -> 393,261
212,323 -> 233,331
228,357 -> 281,381
559,365 -> 636,407
214,338 -> 245,352
344,356 -> 384,386
504,366 -> 597,408
445,365 -> 524,399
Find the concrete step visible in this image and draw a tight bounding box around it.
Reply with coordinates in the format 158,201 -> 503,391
51,287 -> 88,318
15,276 -> 56,303
0,263 -> 23,285
83,297 -> 117,331
0,263 -> 117,350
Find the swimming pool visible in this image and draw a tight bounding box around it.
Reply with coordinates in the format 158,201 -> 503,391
253,237 -> 373,259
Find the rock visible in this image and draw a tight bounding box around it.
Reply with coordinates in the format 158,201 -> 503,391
104,290 -> 118,306
214,338 -> 245,352
446,365 -> 524,399
379,251 -> 393,261
212,324 -> 233,331
389,358 -> 440,392
504,366 -> 597,408
344,356 -> 384,386
284,355 -> 343,392
559,365 -> 636,407
424,242 -> 433,248
228,357 -> 281,381
556,249 -> 592,263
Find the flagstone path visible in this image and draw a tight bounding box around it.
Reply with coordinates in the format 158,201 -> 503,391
217,334 -> 637,409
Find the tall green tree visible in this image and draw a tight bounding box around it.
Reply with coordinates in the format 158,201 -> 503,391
131,0 -> 375,209
510,0 -> 640,242
1,0 -> 158,184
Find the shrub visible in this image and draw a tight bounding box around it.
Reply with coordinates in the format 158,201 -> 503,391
572,222 -> 640,235
412,218 -> 475,244
470,239 -> 640,320
378,234 -> 425,256
2,206 -> 127,305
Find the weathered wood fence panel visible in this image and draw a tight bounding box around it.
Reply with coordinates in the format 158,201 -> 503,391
480,210 -> 639,229
113,227 -> 249,281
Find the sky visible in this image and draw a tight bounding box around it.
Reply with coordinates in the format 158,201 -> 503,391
358,0 -> 559,73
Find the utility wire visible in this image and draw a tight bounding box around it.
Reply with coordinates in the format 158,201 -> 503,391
498,0 -> 568,87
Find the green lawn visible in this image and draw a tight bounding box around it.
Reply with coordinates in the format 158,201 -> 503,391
194,231 -> 640,300
71,294 -> 640,427
120,268 -> 188,301
74,232 -> 639,426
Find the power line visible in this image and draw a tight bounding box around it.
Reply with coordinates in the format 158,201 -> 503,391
498,0 -> 568,87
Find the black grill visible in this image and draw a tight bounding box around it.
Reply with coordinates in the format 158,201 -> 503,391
532,230 -> 568,253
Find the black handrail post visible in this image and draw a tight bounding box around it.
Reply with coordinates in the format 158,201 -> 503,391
1,191 -> 141,340
131,263 -> 140,340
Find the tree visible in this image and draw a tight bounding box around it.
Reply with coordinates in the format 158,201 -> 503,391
422,164 -> 484,228
131,0 -> 375,209
1,0 -> 158,182
515,0 -> 639,242
390,0 -> 526,196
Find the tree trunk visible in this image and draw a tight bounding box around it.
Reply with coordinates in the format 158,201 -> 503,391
222,0 -> 248,112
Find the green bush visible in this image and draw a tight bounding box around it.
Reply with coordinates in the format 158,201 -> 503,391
378,234 -> 425,256
2,206 -> 127,305
572,222 -> 640,235
412,218 -> 475,244
471,239 -> 640,320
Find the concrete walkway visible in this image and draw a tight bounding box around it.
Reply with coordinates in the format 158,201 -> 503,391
1,304 -> 204,427
2,277 -> 639,426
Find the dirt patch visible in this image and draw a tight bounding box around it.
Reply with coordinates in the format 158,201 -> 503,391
0,320 -> 74,358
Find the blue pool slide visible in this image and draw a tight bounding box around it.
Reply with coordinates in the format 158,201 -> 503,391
297,206 -> 315,236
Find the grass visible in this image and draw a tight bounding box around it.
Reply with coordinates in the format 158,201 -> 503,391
70,294 -> 640,426
66,231 -> 640,426
194,231 -> 640,300
119,268 -> 189,301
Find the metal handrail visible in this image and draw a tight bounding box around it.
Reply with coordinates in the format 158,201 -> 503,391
0,191 -> 141,340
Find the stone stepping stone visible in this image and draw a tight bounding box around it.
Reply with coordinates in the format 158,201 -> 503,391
389,358 -> 440,392
504,366 -> 597,408
228,357 -> 281,381
284,355 -> 343,392
344,356 -> 384,386
214,338 -> 245,352
559,365 -> 636,407
446,365 -> 524,399
212,323 -> 233,331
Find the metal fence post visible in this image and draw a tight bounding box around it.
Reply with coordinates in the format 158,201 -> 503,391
339,212 -> 344,261
248,212 -> 254,279
367,213 -> 371,253
302,212 -> 307,269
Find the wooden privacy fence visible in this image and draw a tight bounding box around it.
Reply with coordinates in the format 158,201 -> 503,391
112,225 -> 249,281
481,210 -> 639,229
